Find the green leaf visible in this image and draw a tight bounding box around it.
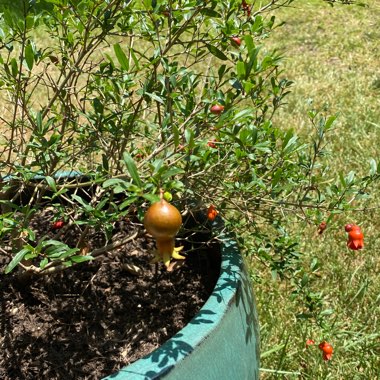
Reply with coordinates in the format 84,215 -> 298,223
113,43 -> 129,71
129,47 -> 140,70
324,115 -> 337,130
282,135 -> 299,155
24,252 -> 38,260
143,193 -> 160,203
102,154 -> 109,171
272,168 -> 283,187
339,171 -> 346,187
246,47 -> 260,77
93,98 -> 104,114
184,128 -> 194,149
345,170 -> 355,185
152,159 -> 164,174
310,258 -> 320,271
320,309 -> 334,316
206,44 -> 228,61
250,126 -> 258,145
119,196 -> 138,210
244,35 -> 255,52
40,257 -> 49,269
172,124 -> 180,147
236,61 -> 246,80
5,247 -> 32,274
254,142 -> 272,153
45,176 -> 57,192
46,246 -> 78,260
72,194 -> 93,212
36,111 -> 43,133
251,15 -> 263,34
25,15 -> 35,30
144,92 -> 164,104
233,109 -> 253,122
44,0 -> 65,4
200,8 -> 221,18
123,152 -> 142,187
41,239 -> 66,248
70,255 -> 94,263
25,43 -> 34,70
103,178 -> 131,194
48,133 -> 61,146
51,186 -> 68,200
218,64 -> 226,81
103,178 -> 129,189
161,167 -> 185,180
369,158 -> 377,176
10,58 -> 18,77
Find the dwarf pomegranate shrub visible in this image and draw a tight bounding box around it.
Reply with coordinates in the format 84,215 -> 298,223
0,0 -> 376,288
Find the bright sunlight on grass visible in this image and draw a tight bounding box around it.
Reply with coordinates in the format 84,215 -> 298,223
254,1 -> 380,379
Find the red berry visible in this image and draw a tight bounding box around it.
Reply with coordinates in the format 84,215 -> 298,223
347,238 -> 364,250
207,139 -> 217,148
231,36 -> 242,47
241,0 -> 251,17
318,221 -> 327,235
322,344 -> 333,355
348,229 -> 364,240
345,224 -> 361,232
319,341 -> 333,354
52,221 -> 64,230
306,339 -> 315,347
210,104 -> 224,115
345,224 -> 353,232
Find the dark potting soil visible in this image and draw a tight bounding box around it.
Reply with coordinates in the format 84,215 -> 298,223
0,213 -> 220,380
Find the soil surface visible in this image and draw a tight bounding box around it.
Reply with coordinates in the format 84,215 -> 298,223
0,213 -> 220,380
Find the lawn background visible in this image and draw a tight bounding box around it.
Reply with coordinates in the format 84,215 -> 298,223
255,1 -> 380,379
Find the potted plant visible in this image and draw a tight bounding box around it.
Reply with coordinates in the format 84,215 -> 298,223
0,0 -> 375,379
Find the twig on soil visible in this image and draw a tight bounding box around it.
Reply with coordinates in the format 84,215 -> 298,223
91,230 -> 139,259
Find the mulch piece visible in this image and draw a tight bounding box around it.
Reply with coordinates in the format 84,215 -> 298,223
0,215 -> 220,380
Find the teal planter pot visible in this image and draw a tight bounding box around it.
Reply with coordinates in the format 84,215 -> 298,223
103,232 -> 260,380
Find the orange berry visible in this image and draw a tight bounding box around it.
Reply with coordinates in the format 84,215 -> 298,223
207,205 -> 218,221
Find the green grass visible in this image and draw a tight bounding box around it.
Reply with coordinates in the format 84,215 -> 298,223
270,0 -> 380,176
253,1 -> 380,378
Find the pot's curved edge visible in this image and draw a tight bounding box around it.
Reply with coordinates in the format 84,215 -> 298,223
103,229 -> 260,380
1,170 -> 83,181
